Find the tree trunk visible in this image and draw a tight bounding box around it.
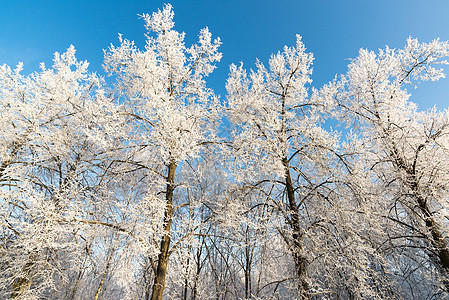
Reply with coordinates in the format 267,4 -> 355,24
11,277 -> 29,299
398,151 -> 449,291
182,250 -> 190,300
93,243 -> 116,300
282,158 -> 310,299
192,237 -> 203,300
150,160 -> 177,300
244,245 -> 251,300
11,258 -> 34,299
415,194 -> 449,290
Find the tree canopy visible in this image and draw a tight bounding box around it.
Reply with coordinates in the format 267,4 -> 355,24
1,4 -> 449,300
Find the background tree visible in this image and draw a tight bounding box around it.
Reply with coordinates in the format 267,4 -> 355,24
0,46 -> 124,299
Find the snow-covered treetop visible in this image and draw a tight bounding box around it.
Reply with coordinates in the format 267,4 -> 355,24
226,35 -> 337,180
104,4 -> 222,164
336,38 -> 449,127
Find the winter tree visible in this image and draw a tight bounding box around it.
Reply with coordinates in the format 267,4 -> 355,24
2,3 -> 449,299
334,37 -> 449,298
0,45 -> 128,299
225,35 -> 383,298
103,4 -> 222,299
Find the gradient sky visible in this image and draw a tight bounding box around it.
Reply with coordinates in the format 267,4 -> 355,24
1,0 -> 449,110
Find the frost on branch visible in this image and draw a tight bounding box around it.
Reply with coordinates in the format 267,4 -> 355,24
0,45 -> 143,300
335,37 -> 449,297
3,4 -> 449,299
226,34 -> 377,298
104,5 -> 223,300
104,3 -> 222,163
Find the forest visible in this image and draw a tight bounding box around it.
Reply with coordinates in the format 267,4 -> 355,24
1,4 -> 449,300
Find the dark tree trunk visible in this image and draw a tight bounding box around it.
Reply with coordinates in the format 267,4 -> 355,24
11,258 -> 34,299
150,160 -> 177,300
395,147 -> 449,291
282,157 -> 310,299
415,193 -> 449,290
244,237 -> 251,300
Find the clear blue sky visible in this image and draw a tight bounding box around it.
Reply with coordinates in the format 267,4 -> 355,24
1,0 -> 448,110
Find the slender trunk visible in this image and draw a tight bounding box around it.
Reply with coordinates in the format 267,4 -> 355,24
192,267 -> 199,300
192,236 -> 203,300
244,252 -> 251,300
192,278 -> 198,300
182,251 -> 190,300
244,230 -> 251,300
182,277 -> 188,300
150,161 -> 177,300
394,145 -> 449,290
68,240 -> 93,300
415,194 -> 449,289
11,258 -> 34,299
416,198 -> 449,268
282,157 -> 309,299
409,177 -> 449,273
93,244 -> 116,300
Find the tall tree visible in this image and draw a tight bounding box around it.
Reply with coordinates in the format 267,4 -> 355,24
335,37 -> 449,297
226,35 -> 403,299
227,35 -> 336,298
0,45 -> 126,299
103,4 -> 222,299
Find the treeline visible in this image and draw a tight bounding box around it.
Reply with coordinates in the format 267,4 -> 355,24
1,4 -> 449,300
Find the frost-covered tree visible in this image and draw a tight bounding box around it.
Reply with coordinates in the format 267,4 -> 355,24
226,35 -> 367,298
335,37 -> 449,298
0,45 -> 128,299
103,4 -> 222,299
2,4 -> 449,299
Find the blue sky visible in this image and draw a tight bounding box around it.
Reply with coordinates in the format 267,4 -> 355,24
1,0 -> 449,110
